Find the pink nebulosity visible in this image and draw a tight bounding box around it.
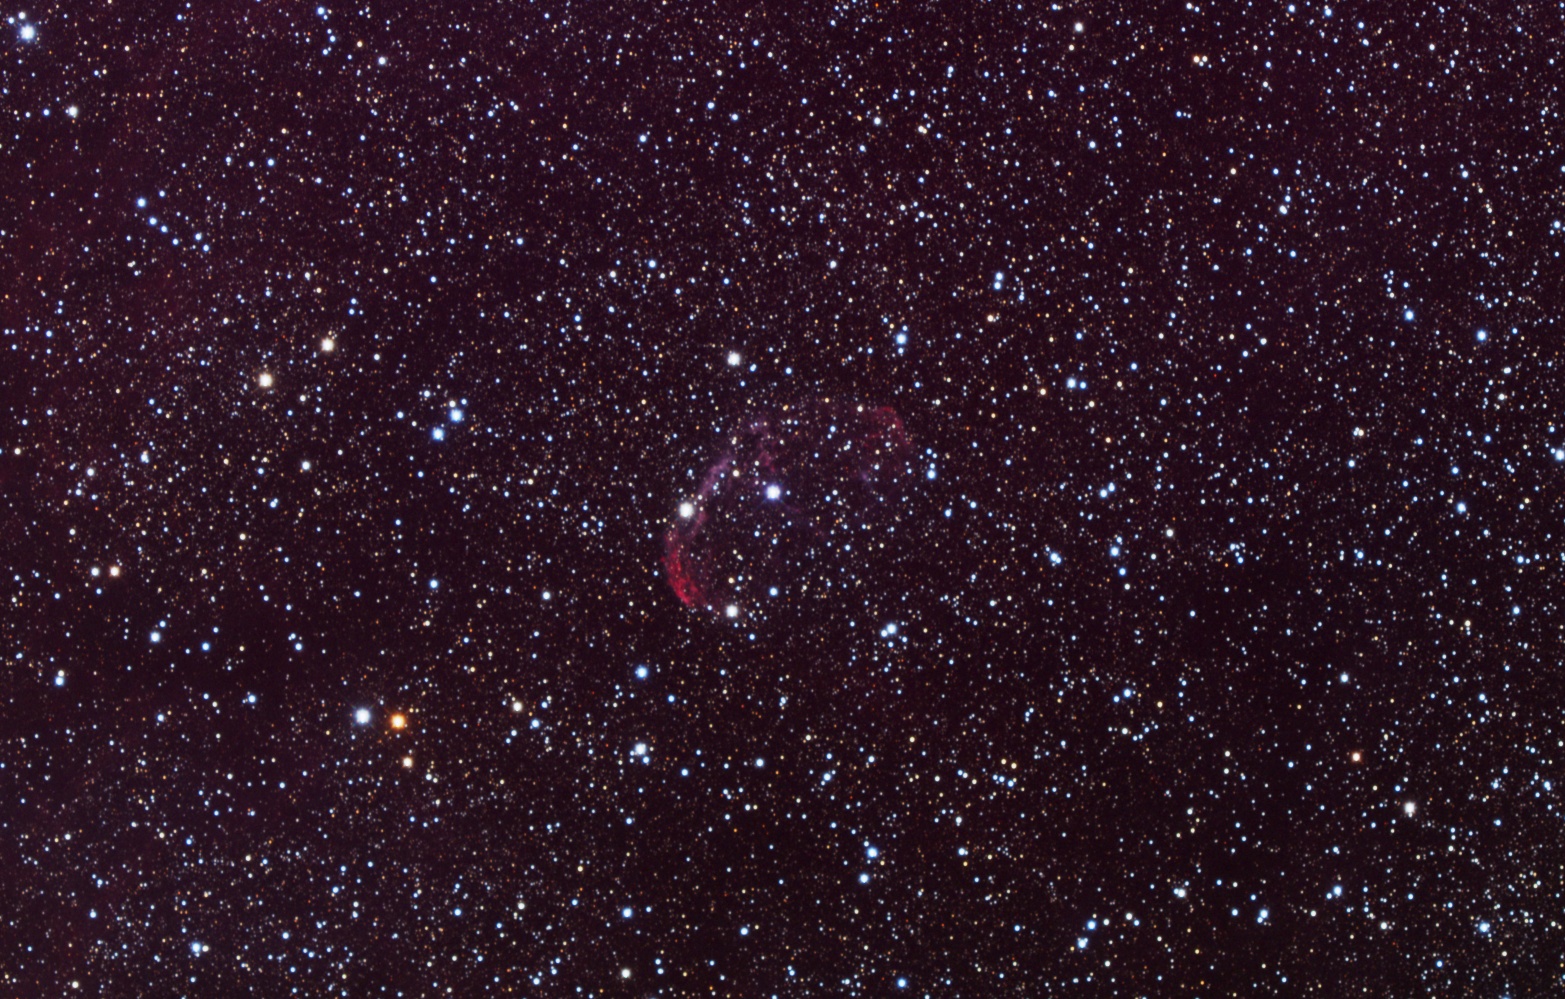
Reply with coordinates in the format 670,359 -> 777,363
662,400 -> 915,617
662,542 -> 706,609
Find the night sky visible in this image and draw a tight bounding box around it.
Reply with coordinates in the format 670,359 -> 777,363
4,1 -> 1564,994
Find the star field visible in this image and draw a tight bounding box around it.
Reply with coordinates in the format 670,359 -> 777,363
4,1 -> 1565,995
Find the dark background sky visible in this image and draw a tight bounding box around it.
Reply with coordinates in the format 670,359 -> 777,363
3,0 -> 1563,994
